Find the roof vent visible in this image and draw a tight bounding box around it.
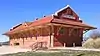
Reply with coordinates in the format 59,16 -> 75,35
10,29 -> 13,31
36,18 -> 39,20
43,16 -> 46,17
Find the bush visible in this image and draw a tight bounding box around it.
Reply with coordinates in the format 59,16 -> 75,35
83,38 -> 100,48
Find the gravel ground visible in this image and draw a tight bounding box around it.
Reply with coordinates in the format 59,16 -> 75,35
0,46 -> 31,55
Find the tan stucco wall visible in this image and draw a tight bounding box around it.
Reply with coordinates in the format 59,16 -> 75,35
10,35 -> 52,48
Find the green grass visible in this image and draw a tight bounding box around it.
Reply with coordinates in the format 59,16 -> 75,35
1,50 -> 100,56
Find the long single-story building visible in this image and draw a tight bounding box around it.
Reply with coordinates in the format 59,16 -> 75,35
3,5 -> 96,49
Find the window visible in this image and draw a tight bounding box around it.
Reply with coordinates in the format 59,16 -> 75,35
59,28 -> 65,34
73,29 -> 78,36
14,43 -> 19,45
61,14 -> 75,19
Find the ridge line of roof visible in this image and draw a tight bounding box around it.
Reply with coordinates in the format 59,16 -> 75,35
54,5 -> 81,20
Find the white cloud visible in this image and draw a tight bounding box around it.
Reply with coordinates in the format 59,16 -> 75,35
0,35 -> 9,42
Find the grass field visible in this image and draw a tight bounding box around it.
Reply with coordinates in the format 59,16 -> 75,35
1,50 -> 100,56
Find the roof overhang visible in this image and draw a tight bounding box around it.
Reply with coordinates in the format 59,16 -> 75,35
51,18 -> 97,30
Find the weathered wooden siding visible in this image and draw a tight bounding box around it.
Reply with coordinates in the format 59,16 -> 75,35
53,26 -> 83,47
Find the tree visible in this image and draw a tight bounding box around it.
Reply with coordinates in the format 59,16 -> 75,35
89,30 -> 100,39
83,30 -> 100,48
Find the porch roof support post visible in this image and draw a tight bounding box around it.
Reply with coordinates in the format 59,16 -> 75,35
30,29 -> 35,38
40,27 -> 43,40
64,43 -> 66,47
35,28 -> 38,42
50,24 -> 54,47
56,25 -> 63,35
43,26 -> 51,47
49,26 -> 51,47
9,35 -> 12,46
20,32 -> 25,46
22,31 -> 28,46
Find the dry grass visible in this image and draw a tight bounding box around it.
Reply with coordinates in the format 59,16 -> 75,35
83,38 -> 100,48
1,50 -> 100,56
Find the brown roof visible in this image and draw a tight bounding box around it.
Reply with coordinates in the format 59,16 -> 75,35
3,22 -> 32,35
52,18 -> 96,29
4,15 -> 96,35
29,16 -> 53,27
3,16 -> 53,35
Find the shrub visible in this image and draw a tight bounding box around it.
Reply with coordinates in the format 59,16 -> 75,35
83,38 -> 100,48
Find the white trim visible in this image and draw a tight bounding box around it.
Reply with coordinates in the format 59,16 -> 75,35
51,14 -> 54,19
54,5 -> 81,20
10,21 -> 28,30
54,5 -> 70,15
10,23 -> 22,30
79,18 -> 81,20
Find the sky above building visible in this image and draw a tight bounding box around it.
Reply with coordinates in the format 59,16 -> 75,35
0,0 -> 100,42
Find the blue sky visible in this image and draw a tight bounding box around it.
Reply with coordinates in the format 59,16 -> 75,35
0,0 -> 100,42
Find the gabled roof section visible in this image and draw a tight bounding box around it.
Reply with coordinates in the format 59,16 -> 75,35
10,22 -> 32,31
3,16 -> 53,35
3,22 -> 32,35
54,5 -> 80,20
23,22 -> 32,26
10,23 -> 22,31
